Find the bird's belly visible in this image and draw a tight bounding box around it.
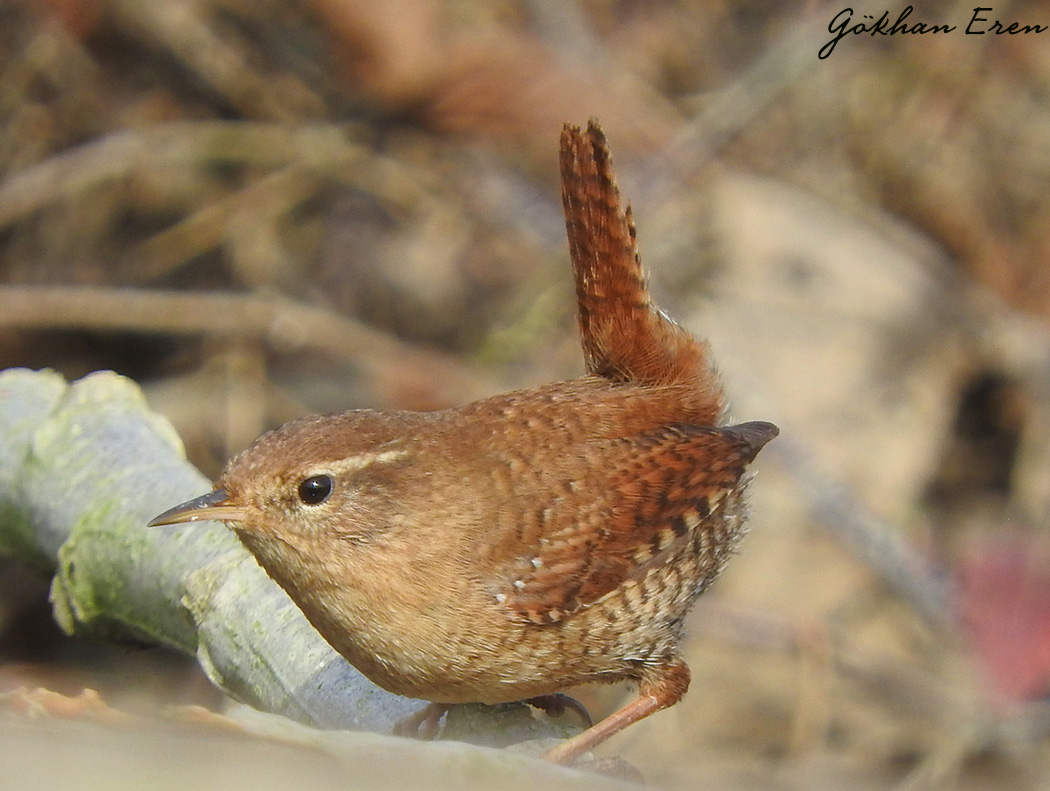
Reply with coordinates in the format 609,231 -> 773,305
314,586 -> 688,705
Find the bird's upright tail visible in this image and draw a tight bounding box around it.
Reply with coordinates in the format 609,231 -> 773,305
559,120 -> 724,425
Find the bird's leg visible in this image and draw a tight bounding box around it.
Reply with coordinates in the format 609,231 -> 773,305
393,702 -> 448,740
542,659 -> 689,765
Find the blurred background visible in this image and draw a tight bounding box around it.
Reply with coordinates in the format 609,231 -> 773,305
2,0 -> 1050,788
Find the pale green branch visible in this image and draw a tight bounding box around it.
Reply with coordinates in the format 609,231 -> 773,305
0,367 -> 566,749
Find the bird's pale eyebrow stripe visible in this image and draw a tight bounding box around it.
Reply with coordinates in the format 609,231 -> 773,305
302,448 -> 409,479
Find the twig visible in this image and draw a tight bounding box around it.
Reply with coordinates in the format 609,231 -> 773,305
0,285 -> 495,407
772,434 -> 954,629
108,0 -> 324,121
638,4 -> 839,205
0,122 -> 431,231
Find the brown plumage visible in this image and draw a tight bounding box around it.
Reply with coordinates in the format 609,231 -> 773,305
562,121 -> 722,421
150,120 -> 777,764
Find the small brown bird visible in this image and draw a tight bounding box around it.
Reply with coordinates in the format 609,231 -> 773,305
150,121 -> 777,765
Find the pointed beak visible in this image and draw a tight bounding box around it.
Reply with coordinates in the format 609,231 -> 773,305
148,488 -> 249,527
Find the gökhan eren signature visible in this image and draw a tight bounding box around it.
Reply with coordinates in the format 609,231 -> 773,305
820,6 -> 1047,58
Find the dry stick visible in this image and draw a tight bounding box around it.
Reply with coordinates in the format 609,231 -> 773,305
0,122 -> 430,232
0,285 -> 495,406
690,600 -> 964,725
639,4 -> 840,204
691,599 -> 1025,775
128,166 -> 322,282
108,0 -> 324,121
773,435 -> 954,629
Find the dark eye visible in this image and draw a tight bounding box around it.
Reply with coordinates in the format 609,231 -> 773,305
298,475 -> 333,505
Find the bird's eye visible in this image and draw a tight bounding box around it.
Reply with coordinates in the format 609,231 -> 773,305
298,475 -> 333,505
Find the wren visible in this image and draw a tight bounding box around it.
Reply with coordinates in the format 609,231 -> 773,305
150,121 -> 778,765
